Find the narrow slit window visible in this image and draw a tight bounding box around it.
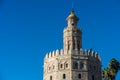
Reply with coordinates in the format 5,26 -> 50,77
63,74 -> 66,79
92,75 -> 94,80
60,64 -> 63,68
78,74 -> 81,79
66,63 -> 68,68
50,76 -> 52,80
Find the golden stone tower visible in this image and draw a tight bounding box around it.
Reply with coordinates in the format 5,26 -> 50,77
44,10 -> 101,80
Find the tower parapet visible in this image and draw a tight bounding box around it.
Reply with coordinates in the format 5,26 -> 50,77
44,49 -> 101,61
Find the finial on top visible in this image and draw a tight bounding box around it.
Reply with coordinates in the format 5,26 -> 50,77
72,1 -> 74,12
66,8 -> 79,21
71,8 -> 74,13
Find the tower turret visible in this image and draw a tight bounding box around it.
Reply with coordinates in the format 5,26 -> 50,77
63,10 -> 82,52
66,10 -> 79,27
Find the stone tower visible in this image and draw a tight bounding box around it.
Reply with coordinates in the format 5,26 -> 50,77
44,10 -> 101,80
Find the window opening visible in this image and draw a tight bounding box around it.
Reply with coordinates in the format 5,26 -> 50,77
60,64 -> 63,68
80,62 -> 84,69
63,74 -> 66,79
78,74 -> 81,79
92,75 -> 94,80
66,63 -> 68,68
50,76 -> 52,80
73,61 -> 78,69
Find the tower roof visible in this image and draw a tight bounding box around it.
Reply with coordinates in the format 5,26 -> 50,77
66,9 -> 79,21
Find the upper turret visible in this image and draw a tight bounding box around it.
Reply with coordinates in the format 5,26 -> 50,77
66,10 -> 79,27
63,10 -> 82,52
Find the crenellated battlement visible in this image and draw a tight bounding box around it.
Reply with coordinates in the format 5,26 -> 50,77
83,49 -> 101,61
45,49 -> 62,59
44,49 -> 101,61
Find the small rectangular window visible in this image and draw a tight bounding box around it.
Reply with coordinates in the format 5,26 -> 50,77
78,74 -> 81,79
92,75 -> 94,80
60,64 -> 63,68
66,63 -> 68,68
50,76 -> 52,80
63,74 -> 66,79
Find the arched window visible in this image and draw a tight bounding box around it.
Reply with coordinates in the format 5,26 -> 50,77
66,63 -> 68,68
63,74 -> 66,79
92,75 -> 94,80
60,64 -> 63,68
72,23 -> 74,26
78,74 -> 81,79
80,62 -> 84,69
50,76 -> 52,80
73,61 -> 78,69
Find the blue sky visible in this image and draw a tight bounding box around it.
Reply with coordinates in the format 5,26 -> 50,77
0,0 -> 120,80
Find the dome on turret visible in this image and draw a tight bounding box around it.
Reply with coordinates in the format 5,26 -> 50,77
66,10 -> 79,21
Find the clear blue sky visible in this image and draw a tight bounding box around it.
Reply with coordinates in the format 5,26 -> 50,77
0,0 -> 120,80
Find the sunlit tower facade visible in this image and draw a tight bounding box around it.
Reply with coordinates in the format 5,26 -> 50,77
44,10 -> 101,80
